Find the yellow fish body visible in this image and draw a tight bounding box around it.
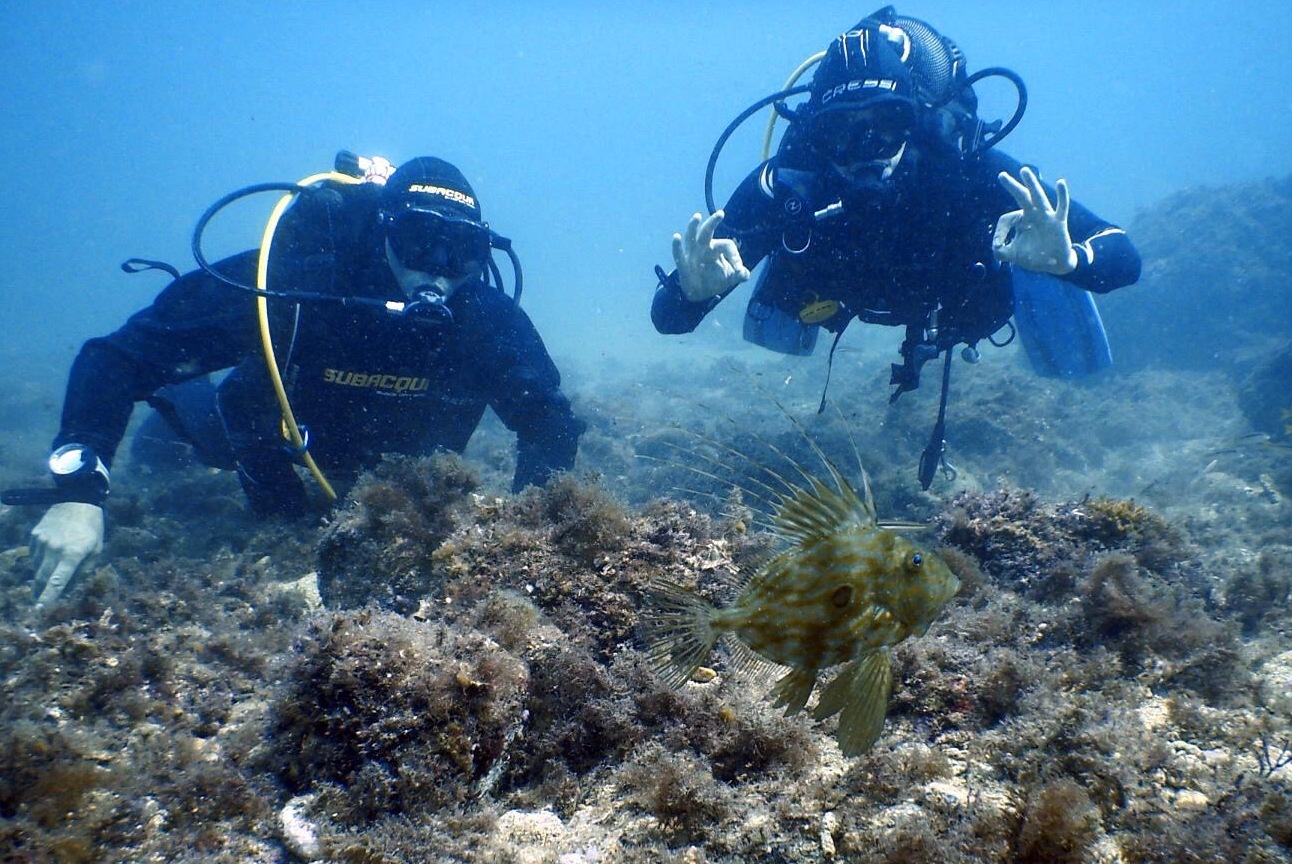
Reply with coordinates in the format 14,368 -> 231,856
646,458 -> 959,755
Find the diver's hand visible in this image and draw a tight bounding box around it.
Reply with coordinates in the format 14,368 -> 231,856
671,210 -> 750,302
993,167 -> 1078,276
30,502 -> 104,606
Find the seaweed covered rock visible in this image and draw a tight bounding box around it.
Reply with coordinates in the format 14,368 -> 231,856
317,453 -> 479,611
511,473 -> 633,566
271,608 -> 528,821
938,490 -> 1249,703
312,449 -> 718,657
1237,341 -> 1292,441
940,490 -> 1194,598
1015,778 -> 1101,864
1101,174 -> 1292,371
270,477 -> 825,844
1223,547 -> 1292,636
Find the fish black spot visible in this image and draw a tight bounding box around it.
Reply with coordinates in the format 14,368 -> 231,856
830,585 -> 852,608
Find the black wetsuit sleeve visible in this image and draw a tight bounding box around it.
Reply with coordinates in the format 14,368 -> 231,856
471,294 -> 584,491
650,270 -> 724,334
984,151 -> 1141,294
650,167 -> 781,335
1065,214 -> 1141,294
53,252 -> 262,466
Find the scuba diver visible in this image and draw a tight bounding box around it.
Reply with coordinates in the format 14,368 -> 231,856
652,7 -> 1141,487
7,154 -> 584,606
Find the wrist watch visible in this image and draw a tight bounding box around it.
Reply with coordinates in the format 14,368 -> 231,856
48,444 -> 110,505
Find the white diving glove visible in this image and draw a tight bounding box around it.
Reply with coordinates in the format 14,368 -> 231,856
992,166 -> 1079,276
671,210 -> 750,303
30,502 -> 104,606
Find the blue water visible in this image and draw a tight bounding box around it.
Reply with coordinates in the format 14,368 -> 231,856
3,10 -> 1292,859
2,1 -> 1289,381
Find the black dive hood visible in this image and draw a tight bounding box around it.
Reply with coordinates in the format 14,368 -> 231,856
189,154 -> 526,312
703,6 -> 1027,214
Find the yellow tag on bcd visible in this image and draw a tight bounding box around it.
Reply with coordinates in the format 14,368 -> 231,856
799,299 -> 840,325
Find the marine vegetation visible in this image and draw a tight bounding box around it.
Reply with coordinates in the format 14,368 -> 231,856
1,175 -> 1291,863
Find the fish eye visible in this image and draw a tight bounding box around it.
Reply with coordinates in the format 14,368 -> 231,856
911,553 -> 923,568
830,585 -> 853,608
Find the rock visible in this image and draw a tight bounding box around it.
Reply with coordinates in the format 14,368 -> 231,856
279,794 -> 321,861
1172,789 -> 1210,811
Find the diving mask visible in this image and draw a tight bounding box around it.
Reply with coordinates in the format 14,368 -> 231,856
810,101 -> 914,187
385,207 -> 491,279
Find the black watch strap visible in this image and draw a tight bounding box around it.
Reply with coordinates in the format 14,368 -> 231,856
0,445 -> 111,507
654,264 -> 681,293
0,485 -> 107,507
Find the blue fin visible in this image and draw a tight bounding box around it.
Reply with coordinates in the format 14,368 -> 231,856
744,296 -> 819,356
743,261 -> 820,356
1012,268 -> 1113,378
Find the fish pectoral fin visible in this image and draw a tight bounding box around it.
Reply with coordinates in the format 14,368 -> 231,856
813,649 -> 893,756
770,667 -> 818,716
854,602 -> 892,631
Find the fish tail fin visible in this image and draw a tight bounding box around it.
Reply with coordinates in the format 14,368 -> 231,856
813,648 -> 893,756
643,580 -> 720,688
770,666 -> 819,716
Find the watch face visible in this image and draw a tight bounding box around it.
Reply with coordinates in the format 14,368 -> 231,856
44,445 -> 109,505
50,446 -> 90,476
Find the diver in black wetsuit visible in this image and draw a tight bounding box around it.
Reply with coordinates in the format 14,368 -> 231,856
653,8 -> 1141,482
13,155 -> 584,606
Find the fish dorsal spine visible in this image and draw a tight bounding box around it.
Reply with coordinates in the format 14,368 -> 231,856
773,471 -> 876,544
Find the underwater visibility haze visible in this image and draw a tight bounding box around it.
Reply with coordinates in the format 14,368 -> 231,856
1,2 -> 1292,862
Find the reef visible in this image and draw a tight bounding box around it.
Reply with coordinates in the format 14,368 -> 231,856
1,177 -> 1291,862
2,402 -> 1289,862
1101,174 -> 1292,372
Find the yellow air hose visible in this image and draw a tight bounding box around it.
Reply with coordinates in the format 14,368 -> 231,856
254,170 -> 365,502
761,50 -> 825,161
